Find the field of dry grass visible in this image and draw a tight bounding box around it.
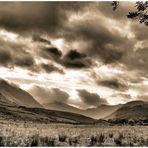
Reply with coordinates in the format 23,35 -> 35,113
0,120 -> 148,146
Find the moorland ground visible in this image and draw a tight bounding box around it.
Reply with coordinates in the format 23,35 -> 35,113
0,120 -> 148,147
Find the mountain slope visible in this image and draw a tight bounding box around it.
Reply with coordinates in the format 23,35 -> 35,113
44,101 -> 122,119
44,101 -> 83,114
106,100 -> 148,120
0,79 -> 42,108
84,104 -> 122,119
0,82 -> 96,124
0,103 -> 96,124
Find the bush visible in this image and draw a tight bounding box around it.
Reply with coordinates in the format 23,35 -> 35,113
68,136 -> 80,146
97,133 -> 105,145
39,136 -> 55,146
30,135 -> 39,147
128,120 -> 135,126
58,134 -> 67,142
114,133 -> 124,146
109,133 -> 114,138
89,134 -> 105,146
43,136 -> 55,146
0,136 -> 4,146
90,135 -> 97,146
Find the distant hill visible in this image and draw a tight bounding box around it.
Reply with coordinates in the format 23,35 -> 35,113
106,100 -> 148,120
0,102 -> 96,124
84,104 -> 122,119
44,101 -> 122,119
0,79 -> 42,108
0,81 -> 96,124
0,78 -> 148,123
44,101 -> 83,114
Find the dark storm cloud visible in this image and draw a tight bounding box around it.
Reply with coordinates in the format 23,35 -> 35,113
0,1 -> 147,77
62,49 -> 92,69
0,36 -> 64,74
44,47 -> 62,57
98,48 -> 123,64
0,2 -> 134,67
63,18 -> 132,65
39,47 -> 92,69
78,89 -> 107,106
98,79 -> 127,91
0,2 -> 89,36
14,55 -> 35,68
41,63 -> 64,74
130,22 -> 148,41
65,50 -> 87,60
40,47 -> 62,63
122,47 -> 148,72
0,50 -> 12,67
32,34 -> 51,45
0,39 -> 37,71
28,85 -> 69,104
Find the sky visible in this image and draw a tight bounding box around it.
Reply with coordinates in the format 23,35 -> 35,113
0,2 -> 148,109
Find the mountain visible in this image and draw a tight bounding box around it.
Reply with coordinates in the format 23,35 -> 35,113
106,100 -> 148,120
44,101 -> 83,114
44,101 -> 122,119
0,101 -> 96,124
84,104 -> 122,119
20,106 -> 96,124
0,92 -> 17,106
0,80 -> 96,124
0,79 -> 42,108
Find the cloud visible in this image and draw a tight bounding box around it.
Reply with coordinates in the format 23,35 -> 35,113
98,79 -> 127,91
32,34 -> 51,44
111,93 -> 132,101
64,49 -> 87,60
0,40 -> 37,71
39,48 -> 92,69
0,50 -> 12,67
62,13 -> 134,65
0,2 -> 136,69
122,47 -> 148,72
136,95 -> 148,102
62,49 -> 92,68
0,2 -> 88,36
78,89 -> 107,106
44,47 -> 62,57
40,47 -> 62,63
41,63 -> 64,74
28,85 -> 69,104
14,55 -> 35,68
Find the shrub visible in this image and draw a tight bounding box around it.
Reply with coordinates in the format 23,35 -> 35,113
114,133 -> 124,146
90,135 -> 97,146
128,120 -> 135,126
97,133 -> 105,145
0,136 -> 4,146
43,136 -> 55,146
109,133 -> 114,138
58,134 -> 67,142
39,136 -> 55,146
68,136 -> 80,146
30,135 -> 39,147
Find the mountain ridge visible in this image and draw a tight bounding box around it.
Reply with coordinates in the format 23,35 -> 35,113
44,101 -> 122,119
0,79 -> 42,108
106,100 -> 148,120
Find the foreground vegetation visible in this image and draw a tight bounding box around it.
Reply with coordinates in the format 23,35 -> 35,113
0,120 -> 148,147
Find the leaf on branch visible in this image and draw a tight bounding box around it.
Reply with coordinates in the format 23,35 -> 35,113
111,1 -> 119,11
